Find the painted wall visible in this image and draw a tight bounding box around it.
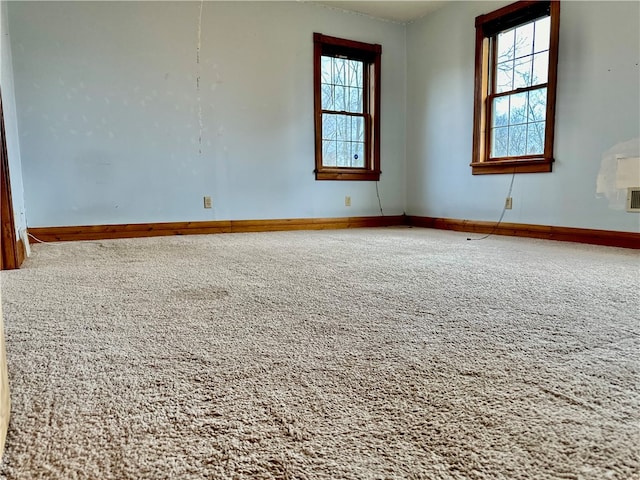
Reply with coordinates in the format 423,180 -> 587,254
8,1 -> 406,227
1,0 -> 27,237
406,1 -> 640,232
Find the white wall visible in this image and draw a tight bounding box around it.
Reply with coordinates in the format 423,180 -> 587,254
406,1 -> 640,232
8,1 -> 406,227
0,0 -> 27,237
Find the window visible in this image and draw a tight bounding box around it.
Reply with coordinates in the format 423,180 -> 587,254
472,1 -> 560,175
313,33 -> 381,181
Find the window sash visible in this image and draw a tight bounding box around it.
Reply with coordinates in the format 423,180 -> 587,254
320,54 -> 371,169
487,16 -> 549,161
320,112 -> 370,169
486,83 -> 549,160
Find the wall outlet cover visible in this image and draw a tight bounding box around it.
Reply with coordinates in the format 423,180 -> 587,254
505,197 -> 513,210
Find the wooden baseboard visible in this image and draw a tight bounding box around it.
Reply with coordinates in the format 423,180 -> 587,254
27,215 -> 406,243
25,215 -> 640,249
407,216 -> 640,249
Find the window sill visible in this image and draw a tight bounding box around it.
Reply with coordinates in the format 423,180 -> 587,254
316,169 -> 381,181
470,158 -> 553,175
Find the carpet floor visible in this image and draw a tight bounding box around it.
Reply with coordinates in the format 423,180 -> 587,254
0,227 -> 638,479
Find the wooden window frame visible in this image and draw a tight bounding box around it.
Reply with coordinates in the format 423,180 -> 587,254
471,1 -> 560,175
314,33 -> 381,181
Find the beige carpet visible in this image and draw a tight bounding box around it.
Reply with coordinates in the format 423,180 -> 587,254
0,227 -> 638,479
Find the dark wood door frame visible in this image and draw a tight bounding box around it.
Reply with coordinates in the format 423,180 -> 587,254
1,89 -> 19,271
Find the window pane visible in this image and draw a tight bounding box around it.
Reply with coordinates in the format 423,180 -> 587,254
351,142 -> 365,167
513,56 -> 533,89
497,28 -> 515,63
345,60 -> 355,87
496,61 -> 513,93
337,141 -> 350,166
508,124 -> 527,156
322,140 -> 337,167
348,87 -> 363,113
528,88 -> 547,122
333,58 -> 346,86
509,92 -> 527,125
534,16 -> 550,53
491,127 -> 509,157
336,115 -> 349,141
345,60 -> 362,88
492,96 -> 509,127
322,114 -> 337,140
532,51 -> 549,85
515,22 -> 534,58
334,86 -> 346,111
351,116 -> 364,142
321,84 -> 333,110
354,61 -> 363,88
321,56 -> 332,84
526,121 -> 545,155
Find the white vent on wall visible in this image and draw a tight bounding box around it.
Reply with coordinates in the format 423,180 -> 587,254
627,188 -> 640,212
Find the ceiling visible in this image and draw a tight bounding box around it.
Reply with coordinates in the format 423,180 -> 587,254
312,1 -> 448,23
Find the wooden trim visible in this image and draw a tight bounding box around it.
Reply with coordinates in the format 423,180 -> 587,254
0,91 -> 19,271
313,33 -> 381,56
471,158 -> 553,175
476,1 -> 549,33
545,0 -> 560,161
407,216 -> 640,249
26,215 -> 639,250
472,33 -> 489,166
492,83 -> 548,100
372,45 -> 381,179
313,35 -> 323,180
27,215 -> 406,243
315,170 -> 381,181
15,238 -> 25,268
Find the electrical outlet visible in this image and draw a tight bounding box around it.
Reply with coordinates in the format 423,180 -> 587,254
203,196 -> 212,209
505,197 -> 513,210
345,196 -> 351,207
